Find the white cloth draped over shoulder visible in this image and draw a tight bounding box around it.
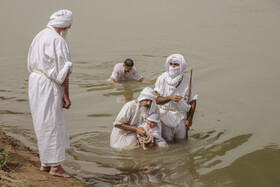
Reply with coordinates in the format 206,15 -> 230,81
28,26 -> 72,165
154,54 -> 198,129
110,87 -> 159,149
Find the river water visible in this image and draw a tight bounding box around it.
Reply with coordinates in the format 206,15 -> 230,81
1,0 -> 280,186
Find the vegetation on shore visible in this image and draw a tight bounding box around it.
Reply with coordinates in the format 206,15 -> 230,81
0,128 -> 86,186
0,145 -> 10,171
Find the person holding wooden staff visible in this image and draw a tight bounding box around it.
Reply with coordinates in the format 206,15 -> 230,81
154,54 -> 198,141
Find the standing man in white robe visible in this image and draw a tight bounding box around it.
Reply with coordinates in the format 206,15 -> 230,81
28,10 -> 73,178
154,54 -> 198,141
110,87 -> 167,149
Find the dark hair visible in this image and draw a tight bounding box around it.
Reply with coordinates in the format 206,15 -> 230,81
124,59 -> 134,67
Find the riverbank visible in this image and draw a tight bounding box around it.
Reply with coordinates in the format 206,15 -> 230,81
0,127 -> 86,187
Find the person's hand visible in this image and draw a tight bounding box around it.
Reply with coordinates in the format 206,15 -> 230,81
136,127 -> 146,136
170,95 -> 183,102
185,120 -> 192,132
142,80 -> 151,84
144,135 -> 151,142
63,97 -> 71,109
114,83 -> 123,87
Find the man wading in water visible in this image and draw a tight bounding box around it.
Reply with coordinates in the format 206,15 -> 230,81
154,54 -> 198,141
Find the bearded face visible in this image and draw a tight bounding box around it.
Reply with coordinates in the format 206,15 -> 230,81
139,101 -> 151,120
60,27 -> 69,39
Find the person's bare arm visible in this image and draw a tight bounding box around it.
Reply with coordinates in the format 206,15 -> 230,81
62,72 -> 71,109
155,91 -> 182,105
114,124 -> 146,136
139,78 -> 150,84
109,77 -> 122,86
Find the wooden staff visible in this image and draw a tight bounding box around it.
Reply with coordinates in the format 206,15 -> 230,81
186,68 -> 192,139
187,68 -> 193,105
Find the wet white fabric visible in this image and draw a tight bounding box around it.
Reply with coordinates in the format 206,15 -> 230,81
155,73 -> 198,139
47,9 -> 73,28
110,88 -> 158,149
42,161 -> 63,167
110,101 -> 141,149
146,112 -> 160,123
161,119 -> 187,141
109,63 -> 143,82
137,122 -> 161,144
28,26 -> 72,165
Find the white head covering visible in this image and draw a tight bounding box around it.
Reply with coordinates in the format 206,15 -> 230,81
138,87 -> 157,102
137,87 -> 157,115
146,112 -> 160,123
47,9 -> 73,28
130,87 -> 157,125
165,54 -> 187,74
163,54 -> 187,91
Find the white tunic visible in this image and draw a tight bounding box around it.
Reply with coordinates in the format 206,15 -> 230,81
109,63 -> 143,82
27,27 -> 72,164
154,74 -> 198,129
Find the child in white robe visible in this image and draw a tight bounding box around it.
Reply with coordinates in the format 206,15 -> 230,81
137,113 -> 166,149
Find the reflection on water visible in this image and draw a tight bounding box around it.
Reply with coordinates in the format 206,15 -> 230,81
67,130 -> 252,186
0,90 -> 12,93
87,114 -> 112,118
0,96 -> 16,100
0,110 -> 24,115
103,81 -> 150,103
200,147 -> 280,187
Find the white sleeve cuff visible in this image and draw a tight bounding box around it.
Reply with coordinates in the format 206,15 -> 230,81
56,61 -> 73,84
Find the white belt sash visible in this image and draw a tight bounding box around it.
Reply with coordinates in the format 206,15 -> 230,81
33,70 -> 46,77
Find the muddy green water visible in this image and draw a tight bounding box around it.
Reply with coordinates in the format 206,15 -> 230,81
1,0 -> 280,186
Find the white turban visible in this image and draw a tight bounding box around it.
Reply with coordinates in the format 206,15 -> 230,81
163,54 -> 187,89
47,9 -> 73,28
137,87 -> 157,115
165,54 -> 187,74
138,87 -> 156,102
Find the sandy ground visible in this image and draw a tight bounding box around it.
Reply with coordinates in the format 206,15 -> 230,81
0,128 -> 86,187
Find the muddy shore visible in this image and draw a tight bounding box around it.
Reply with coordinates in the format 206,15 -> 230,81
0,127 -> 86,187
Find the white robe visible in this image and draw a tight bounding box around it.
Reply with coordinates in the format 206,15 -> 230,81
110,100 -> 159,149
154,73 -> 198,139
28,27 -> 72,165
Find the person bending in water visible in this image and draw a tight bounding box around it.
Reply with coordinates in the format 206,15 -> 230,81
137,112 -> 167,150
109,58 -> 150,86
110,87 -> 166,149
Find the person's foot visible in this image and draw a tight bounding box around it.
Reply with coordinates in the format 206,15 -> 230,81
40,166 -> 51,172
49,165 -> 72,178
